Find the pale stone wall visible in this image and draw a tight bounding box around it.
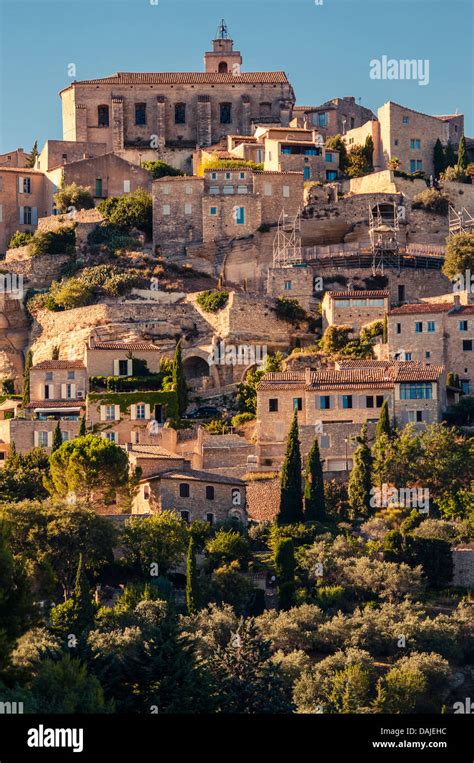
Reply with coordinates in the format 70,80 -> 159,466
0,168 -> 48,253
30,366 -> 88,401
63,153 -> 153,198
5,417 -> 81,455
36,140 -> 108,173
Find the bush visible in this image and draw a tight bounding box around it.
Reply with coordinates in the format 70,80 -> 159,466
8,231 -> 33,249
87,222 -> 137,254
441,165 -> 468,183
141,160 -> 184,179
54,183 -> 94,213
231,412 -> 256,427
274,297 -> 307,325
29,226 -> 76,257
45,265 -> 142,310
443,231 -> 474,280
198,158 -> 264,176
196,290 -> 229,312
412,189 -> 449,215
97,188 -> 152,238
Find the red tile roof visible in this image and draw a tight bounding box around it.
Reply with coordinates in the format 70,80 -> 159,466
63,71 -> 289,88
25,399 -> 85,409
89,341 -> 160,351
329,290 -> 390,298
389,302 -> 452,315
32,360 -> 85,370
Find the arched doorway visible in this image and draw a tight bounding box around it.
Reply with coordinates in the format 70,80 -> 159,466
218,62 -> 228,73
183,356 -> 210,381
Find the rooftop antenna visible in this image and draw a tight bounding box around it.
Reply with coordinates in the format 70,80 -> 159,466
216,19 -> 230,40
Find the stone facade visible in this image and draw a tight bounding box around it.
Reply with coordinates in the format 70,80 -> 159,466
0,167 -> 47,253
451,545 -> 474,587
84,338 -> 162,377
258,126 -> 339,182
291,97 -> 375,137
322,289 -> 390,333
0,148 -> 31,168
60,153 -> 153,200
29,359 -> 88,401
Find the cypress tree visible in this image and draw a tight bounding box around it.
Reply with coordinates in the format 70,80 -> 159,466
71,554 -> 95,634
26,140 -> 38,168
444,140 -> 456,169
51,420 -> 63,452
185,536 -> 199,614
79,416 -> 87,436
22,350 -> 33,407
457,135 -> 467,170
278,410 -> 303,524
433,139 -> 445,178
303,436 -> 326,521
375,400 -> 391,440
348,424 -> 374,517
382,313 -> 388,343
274,537 -> 296,611
173,339 -> 188,418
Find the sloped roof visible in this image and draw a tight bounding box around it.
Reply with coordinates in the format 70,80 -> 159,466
61,71 -> 289,92
32,360 -> 85,370
89,341 -> 160,351
329,290 -> 390,298
144,469 -> 245,485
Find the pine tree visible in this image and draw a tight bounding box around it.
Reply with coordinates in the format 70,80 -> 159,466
51,421 -> 63,452
79,416 -> 87,436
71,554 -> 95,634
303,436 -> 326,521
26,140 -> 38,168
22,350 -> 33,407
375,400 -> 391,440
457,135 -> 467,170
444,141 -> 456,169
433,139 -> 445,178
278,410 -> 303,524
274,537 -> 296,610
348,424 -> 374,517
173,339 -> 188,418
186,537 -> 199,614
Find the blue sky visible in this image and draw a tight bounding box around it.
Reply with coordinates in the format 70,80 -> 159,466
0,0 -> 472,153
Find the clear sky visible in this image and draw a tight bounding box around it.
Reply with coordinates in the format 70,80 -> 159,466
0,0 -> 472,153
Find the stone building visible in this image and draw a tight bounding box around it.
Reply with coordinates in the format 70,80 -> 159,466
49,153 -> 153,204
29,359 -> 88,402
451,544 -> 474,587
0,148 -> 32,168
257,126 -> 339,182
59,23 -> 295,173
84,337 -> 162,377
322,289 -> 390,333
0,167 -> 47,253
255,361 -> 446,469
152,167 -> 303,253
291,97 -> 376,137
388,293 -> 474,395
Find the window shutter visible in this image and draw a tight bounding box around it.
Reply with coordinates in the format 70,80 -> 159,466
100,405 -> 106,422
359,395 -> 366,408
31,207 -> 38,225
114,405 -> 120,420
315,397 -> 320,410
127,359 -> 133,376
61,384 -> 67,399
144,404 -> 151,420
130,404 -> 136,421
19,207 -> 24,224
113,359 -> 120,376
338,395 -> 344,409
34,431 -> 39,447
18,177 -> 23,193
0,205 -> 3,223
71,384 -> 76,398
47,432 -> 53,448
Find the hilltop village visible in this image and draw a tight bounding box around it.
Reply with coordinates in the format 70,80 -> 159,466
0,21 -> 473,716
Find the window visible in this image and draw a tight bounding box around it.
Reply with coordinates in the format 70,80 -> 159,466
211,172 -> 217,180
206,512 -> 214,525
284,280 -> 292,290
220,103 -> 232,124
98,105 -> 109,127
410,139 -> 421,150
209,186 -> 219,195
402,116 -> 409,124
376,395 -> 384,408
185,203 -> 192,215
136,403 -> 146,420
38,431 -> 49,447
325,152 -> 335,162
143,486 -> 150,501
396,323 -> 401,334
22,177 -> 31,193
408,410 -> 423,423
206,485 -> 215,500
283,185 -> 290,198
179,483 -> 190,498
459,320 -> 468,331
405,352 -> 412,361
185,185 -> 192,195
425,351 -> 431,360
95,178 -> 102,197
218,61 -> 228,73
415,322 -> 423,333
461,380 -> 470,395
394,139 -> 399,146
180,510 -> 190,523
326,170 -> 337,181
105,432 -> 117,443
45,372 -> 53,381
293,397 -> 302,411
320,434 -> 330,448
225,172 -> 231,180
65,384 -> 73,399
105,405 -> 116,421
463,340 -> 473,351
23,206 -> 32,224
366,396 -> 374,408
410,159 -> 423,172
118,359 -> 128,376
223,186 -> 234,195
210,207 -> 217,216
319,395 -> 331,410
264,183 -> 273,196
175,103 -> 186,124
123,180 -> 130,193
135,103 -> 146,125
318,112 -> 327,127
269,398 -> 278,412
162,204 -> 171,215
239,172 -> 246,180
237,186 -> 248,194
400,383 -> 432,400
304,167 -> 311,180
235,207 -> 245,225
342,395 -> 353,409
398,285 -> 405,303
162,185 -> 170,195
427,321 -> 435,332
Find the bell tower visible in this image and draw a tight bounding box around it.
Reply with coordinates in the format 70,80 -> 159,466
204,19 -> 243,74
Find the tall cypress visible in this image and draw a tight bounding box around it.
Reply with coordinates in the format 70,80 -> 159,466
22,350 -> 33,407
79,416 -> 87,436
278,410 -> 303,524
433,139 -> 445,178
51,420 -> 63,452
274,537 -> 296,611
173,339 -> 188,418
71,554 -> 95,634
444,140 -> 456,169
348,424 -> 374,517
375,400 -> 391,440
303,436 -> 326,521
185,537 -> 199,614
457,135 -> 467,170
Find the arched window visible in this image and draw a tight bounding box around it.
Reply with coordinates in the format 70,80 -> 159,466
98,105 -> 109,127
175,103 -> 186,124
218,61 -> 228,73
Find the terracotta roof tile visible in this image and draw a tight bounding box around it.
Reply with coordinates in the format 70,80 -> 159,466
329,290 -> 390,298
89,341 -> 160,351
25,399 -> 85,409
145,469 -> 244,485
389,302 -> 452,315
65,71 -> 289,88
32,360 -> 85,370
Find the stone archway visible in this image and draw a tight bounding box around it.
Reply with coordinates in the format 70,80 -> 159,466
183,355 -> 210,381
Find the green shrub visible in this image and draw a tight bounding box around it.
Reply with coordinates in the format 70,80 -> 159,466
29,226 -> 76,257
8,231 -> 33,249
54,183 -> 94,213
274,297 -> 307,325
141,160 -> 184,179
45,265 -> 142,311
198,158 -> 264,175
87,222 -> 137,254
412,189 -> 449,215
231,412 -> 256,427
196,290 -> 229,312
97,188 -> 152,238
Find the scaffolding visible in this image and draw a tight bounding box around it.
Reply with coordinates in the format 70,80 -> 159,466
449,205 -> 474,235
272,208 -> 302,268
369,202 -> 400,274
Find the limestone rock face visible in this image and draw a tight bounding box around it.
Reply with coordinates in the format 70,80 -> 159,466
0,295 -> 29,389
